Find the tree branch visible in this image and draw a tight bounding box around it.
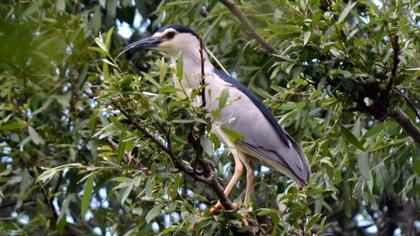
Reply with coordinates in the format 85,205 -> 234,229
394,88 -> 420,122
106,137 -> 151,175
219,0 -> 277,54
388,107 -> 420,145
111,101 -> 234,210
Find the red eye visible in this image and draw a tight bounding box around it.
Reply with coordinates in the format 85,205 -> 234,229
166,31 -> 176,39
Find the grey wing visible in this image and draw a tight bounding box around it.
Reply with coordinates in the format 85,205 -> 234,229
221,88 -> 310,186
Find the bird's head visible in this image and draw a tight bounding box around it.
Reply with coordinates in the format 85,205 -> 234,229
124,24 -> 201,58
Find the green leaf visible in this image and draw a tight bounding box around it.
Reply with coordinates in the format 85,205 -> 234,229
340,124 -> 365,151
374,167 -> 384,193
279,101 -> 305,110
101,58 -> 117,68
338,1 -> 357,24
103,62 -> 109,79
0,119 -> 26,131
22,0 -> 42,18
176,55 -> 183,79
222,128 -> 245,142
200,135 -> 214,156
159,57 -> 168,82
54,94 -> 71,108
363,122 -> 384,139
117,131 -> 127,162
81,175 -> 94,217
106,0 -> 117,18
28,126 -> 45,145
357,153 -> 370,179
105,27 -> 114,49
145,177 -> 153,198
319,97 -> 337,107
58,194 -> 73,222
17,169 -> 33,208
91,6 -> 102,33
358,153 -> 373,192
95,35 -> 108,54
121,180 -> 134,205
160,86 -> 178,94
109,116 -> 125,130
303,31 -> 311,45
88,46 -> 107,55
305,214 -> 321,233
32,97 -> 53,115
145,205 -> 162,224
159,226 -> 177,235
218,89 -> 230,110
56,0 -> 65,12
132,207 -> 143,216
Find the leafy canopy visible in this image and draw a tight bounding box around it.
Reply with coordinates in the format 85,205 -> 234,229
0,0 -> 418,235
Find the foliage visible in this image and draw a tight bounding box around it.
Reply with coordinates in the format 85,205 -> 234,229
0,0 -> 419,235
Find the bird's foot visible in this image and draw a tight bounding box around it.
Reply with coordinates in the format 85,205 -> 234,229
209,201 -> 251,226
209,201 -> 239,215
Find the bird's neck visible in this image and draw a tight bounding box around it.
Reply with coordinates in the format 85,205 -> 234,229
170,50 -> 214,77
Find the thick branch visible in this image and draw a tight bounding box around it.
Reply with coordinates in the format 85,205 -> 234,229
219,0 -> 276,54
388,107 -> 420,145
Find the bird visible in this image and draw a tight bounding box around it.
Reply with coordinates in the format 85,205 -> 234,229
123,24 -> 310,212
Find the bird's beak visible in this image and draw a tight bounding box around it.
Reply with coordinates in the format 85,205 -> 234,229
117,36 -> 162,58
123,36 -> 162,51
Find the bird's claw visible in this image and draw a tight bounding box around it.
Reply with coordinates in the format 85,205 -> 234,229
209,201 -> 239,215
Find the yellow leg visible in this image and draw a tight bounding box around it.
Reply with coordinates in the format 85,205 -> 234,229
208,145 -> 251,226
240,157 -> 254,208
223,154 -> 244,196
210,152 -> 243,213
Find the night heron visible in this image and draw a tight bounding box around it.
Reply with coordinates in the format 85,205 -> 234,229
123,24 -> 310,212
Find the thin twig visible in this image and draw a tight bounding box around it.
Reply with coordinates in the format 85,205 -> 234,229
205,47 -> 230,74
219,0 -> 276,54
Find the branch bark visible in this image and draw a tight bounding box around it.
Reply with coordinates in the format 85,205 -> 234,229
219,0 -> 277,54
388,107 -> 420,145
